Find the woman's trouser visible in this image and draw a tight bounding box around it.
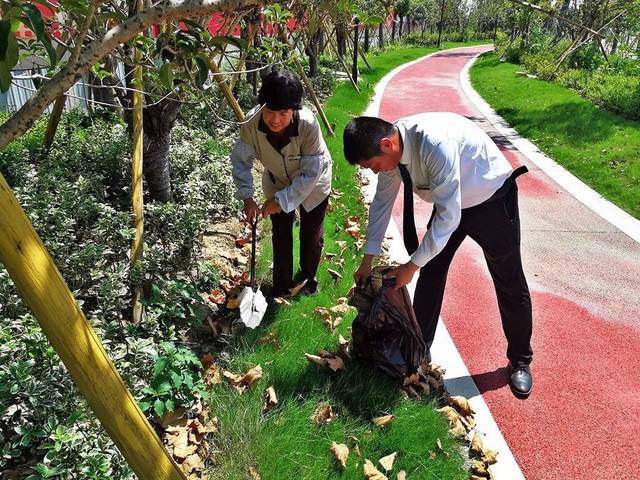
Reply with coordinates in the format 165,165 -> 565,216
270,195 -> 329,296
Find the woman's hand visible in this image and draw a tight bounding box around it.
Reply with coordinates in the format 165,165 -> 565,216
261,198 -> 281,218
243,197 -> 260,223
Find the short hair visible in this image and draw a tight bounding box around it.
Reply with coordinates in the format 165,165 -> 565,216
258,70 -> 304,110
343,116 -> 395,165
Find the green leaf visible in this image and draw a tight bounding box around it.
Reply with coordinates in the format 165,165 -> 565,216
6,31 -> 19,69
210,35 -> 248,52
194,55 -> 209,89
153,398 -> 165,416
153,357 -> 168,377
0,61 -> 11,93
181,19 -> 204,32
164,398 -> 175,412
0,21 -> 11,62
170,371 -> 183,389
367,15 -> 384,26
21,3 -> 57,66
156,381 -> 172,394
138,400 -> 151,412
159,62 -> 174,89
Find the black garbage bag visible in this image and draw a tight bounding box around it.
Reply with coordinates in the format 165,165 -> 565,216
348,265 -> 428,379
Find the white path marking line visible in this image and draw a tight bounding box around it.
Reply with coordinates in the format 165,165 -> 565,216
359,46 -> 525,480
460,48 -> 640,245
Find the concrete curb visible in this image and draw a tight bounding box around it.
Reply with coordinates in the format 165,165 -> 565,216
361,45 -> 526,480
459,48 -> 640,245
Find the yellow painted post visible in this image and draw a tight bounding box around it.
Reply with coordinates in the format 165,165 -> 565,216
131,51 -> 144,323
207,56 -> 245,121
0,174 -> 186,480
293,56 -> 334,136
131,0 -> 145,323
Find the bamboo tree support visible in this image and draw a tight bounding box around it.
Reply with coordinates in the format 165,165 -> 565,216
43,94 -> 66,152
207,57 -> 245,121
345,22 -> 371,70
293,56 -> 334,136
322,20 -> 359,92
130,62 -> 144,324
0,175 -> 187,480
130,0 -> 145,324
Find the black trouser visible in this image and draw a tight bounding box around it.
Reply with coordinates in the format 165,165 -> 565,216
413,175 -> 533,368
270,196 -> 329,296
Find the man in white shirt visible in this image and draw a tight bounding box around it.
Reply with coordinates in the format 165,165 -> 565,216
344,113 -> 533,398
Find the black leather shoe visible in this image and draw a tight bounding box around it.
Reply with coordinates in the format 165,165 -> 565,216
509,364 -> 532,398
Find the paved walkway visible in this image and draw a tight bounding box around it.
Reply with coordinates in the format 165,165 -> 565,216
377,45 -> 640,479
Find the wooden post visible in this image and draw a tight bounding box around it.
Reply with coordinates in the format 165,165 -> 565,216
437,0 -> 445,47
293,56 -> 334,136
352,19 -> 359,84
42,94 -> 66,152
0,175 -> 187,480
207,57 -> 245,122
323,20 -> 359,92
130,54 -> 144,324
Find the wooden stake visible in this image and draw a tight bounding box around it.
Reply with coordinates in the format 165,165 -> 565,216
293,56 -> 334,136
0,175 -> 187,480
43,94 -> 66,152
207,57 -> 245,121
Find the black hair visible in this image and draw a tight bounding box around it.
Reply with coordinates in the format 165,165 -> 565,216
258,70 -> 304,110
343,116 -> 396,165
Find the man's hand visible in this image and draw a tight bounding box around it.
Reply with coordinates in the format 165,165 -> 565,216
354,254 -> 374,287
243,197 -> 260,223
384,261 -> 420,289
261,198 -> 281,218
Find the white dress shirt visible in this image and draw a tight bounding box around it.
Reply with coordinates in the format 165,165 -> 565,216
365,112 -> 513,267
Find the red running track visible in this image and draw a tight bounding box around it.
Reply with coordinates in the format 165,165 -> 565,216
378,45 -> 640,479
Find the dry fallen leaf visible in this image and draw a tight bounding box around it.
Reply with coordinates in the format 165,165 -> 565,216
436,437 -> 449,456
483,449 -> 498,465
226,297 -> 241,309
208,288 -> 226,304
257,332 -> 280,351
326,355 -> 344,372
224,365 -> 263,393
397,470 -> 406,480
331,442 -> 349,468
470,432 -> 484,456
379,452 -> 397,472
289,279 -> 308,296
311,403 -> 336,425
248,465 -> 261,479
372,415 -> 396,427
200,353 -> 215,370
364,459 -> 388,480
327,268 -> 343,281
471,459 -> 488,477
264,386 -> 278,412
180,453 -> 204,474
449,395 -> 474,416
330,297 -> 352,315
449,418 -> 467,438
274,296 -> 291,305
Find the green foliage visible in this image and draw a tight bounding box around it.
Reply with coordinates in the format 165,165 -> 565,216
0,108 -> 232,477
139,342 -> 208,417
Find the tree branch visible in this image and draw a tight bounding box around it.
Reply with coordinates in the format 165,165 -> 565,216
0,0 -> 262,151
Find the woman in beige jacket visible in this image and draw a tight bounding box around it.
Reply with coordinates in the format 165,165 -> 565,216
230,71 -> 332,297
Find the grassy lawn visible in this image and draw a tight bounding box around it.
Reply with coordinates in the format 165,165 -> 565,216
206,43 -> 480,480
470,53 -> 640,219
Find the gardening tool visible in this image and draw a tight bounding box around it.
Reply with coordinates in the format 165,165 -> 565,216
238,217 -> 267,328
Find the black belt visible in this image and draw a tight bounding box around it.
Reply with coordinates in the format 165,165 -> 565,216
481,165 -> 528,205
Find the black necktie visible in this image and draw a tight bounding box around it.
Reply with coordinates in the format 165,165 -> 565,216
398,163 -> 419,255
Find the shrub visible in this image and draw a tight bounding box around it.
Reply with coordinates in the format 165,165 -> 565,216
522,51 -> 560,80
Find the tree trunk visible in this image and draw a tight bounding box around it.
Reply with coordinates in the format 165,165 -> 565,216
336,25 -> 346,59
379,22 -> 384,48
391,14 -> 397,42
305,31 -> 320,77
142,98 -> 181,203
364,26 -> 370,52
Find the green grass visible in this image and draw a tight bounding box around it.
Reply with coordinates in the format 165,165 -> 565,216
206,43 -> 482,480
470,53 -> 640,219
